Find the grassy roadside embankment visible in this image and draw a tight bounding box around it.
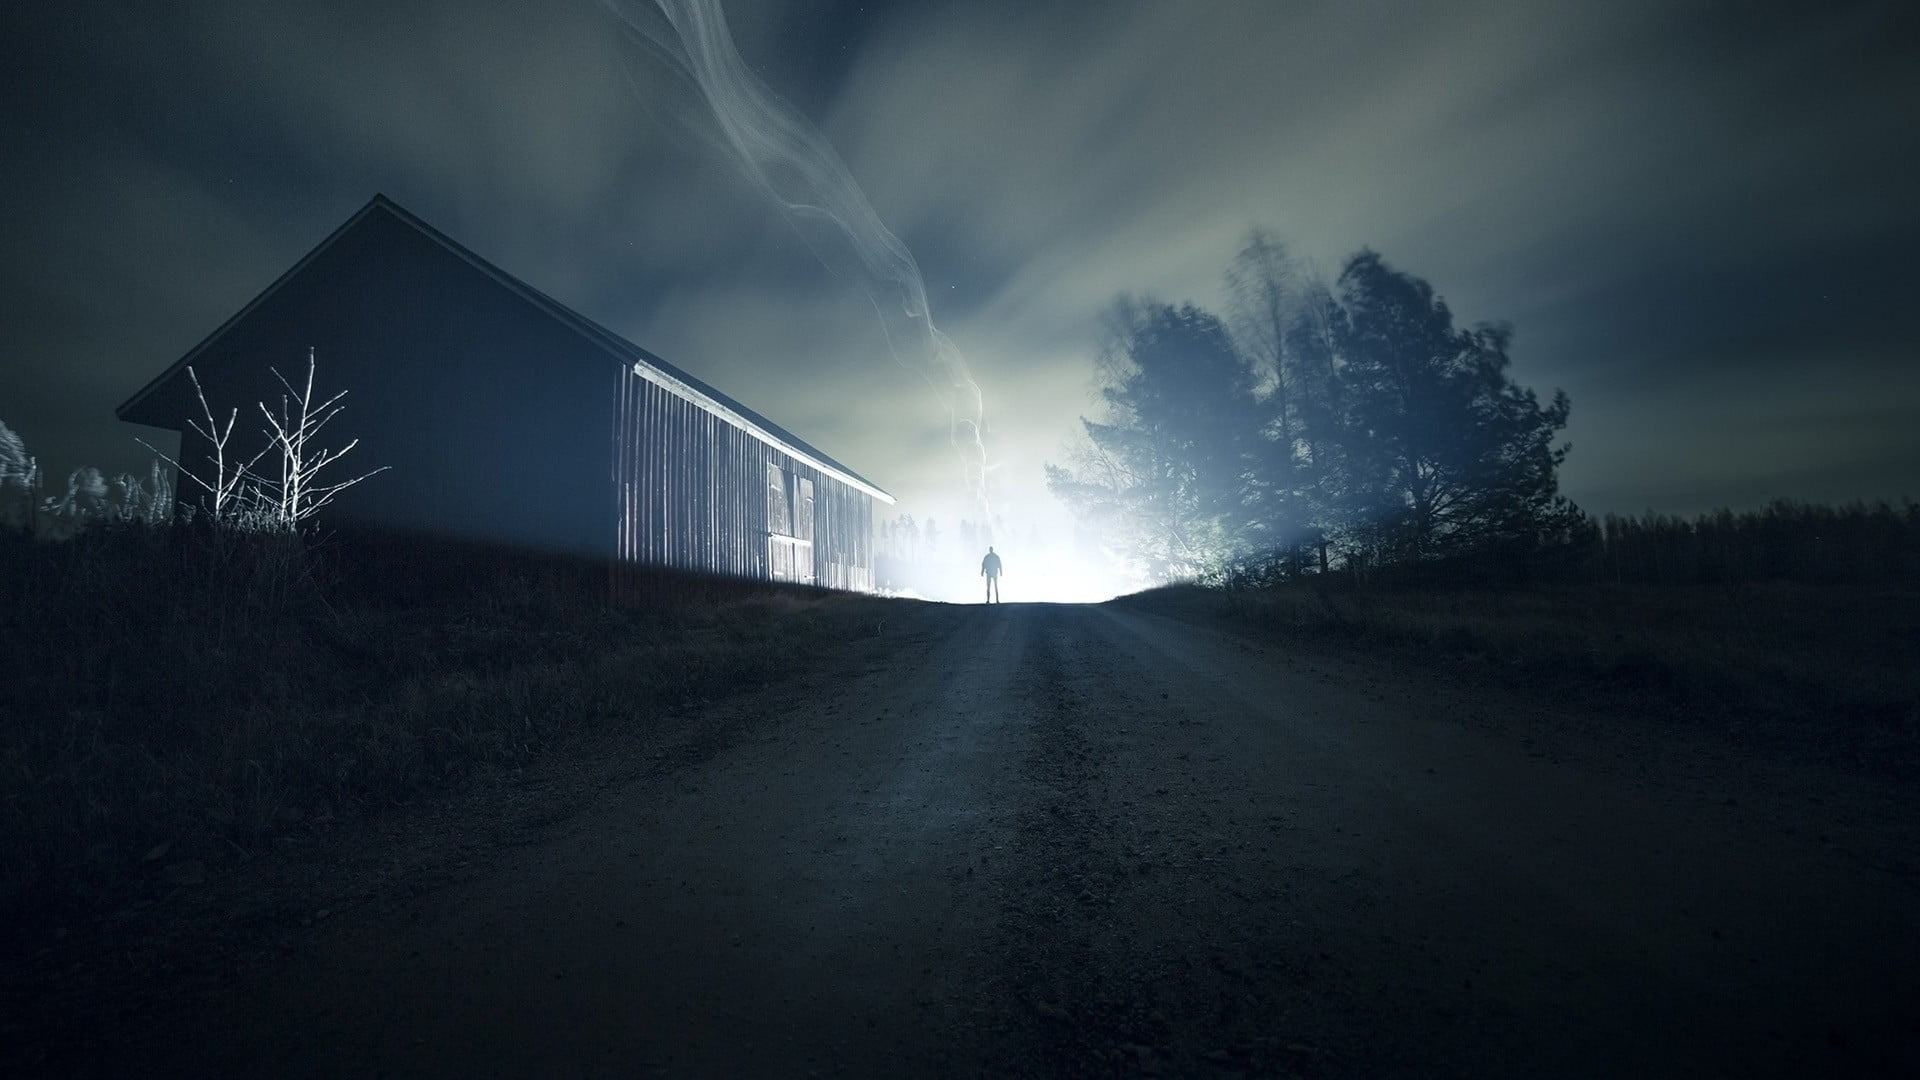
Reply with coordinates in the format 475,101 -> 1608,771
0,525 -> 887,934
1122,578 -> 1920,778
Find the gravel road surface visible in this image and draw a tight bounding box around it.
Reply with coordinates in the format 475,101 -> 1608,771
24,601 -> 1919,1077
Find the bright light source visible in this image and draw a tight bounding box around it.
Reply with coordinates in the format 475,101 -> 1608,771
1009,546 -> 1132,604
878,545 -> 1130,605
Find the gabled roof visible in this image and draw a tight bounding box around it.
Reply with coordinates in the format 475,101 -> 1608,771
116,194 -> 892,503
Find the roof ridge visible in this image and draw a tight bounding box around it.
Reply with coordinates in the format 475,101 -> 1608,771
118,195 -> 893,503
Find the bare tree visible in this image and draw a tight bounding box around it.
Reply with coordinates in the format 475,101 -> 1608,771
1225,228 -> 1297,427
139,365 -> 272,526
254,350 -> 388,528
1226,229 -> 1312,564
141,351 -> 386,531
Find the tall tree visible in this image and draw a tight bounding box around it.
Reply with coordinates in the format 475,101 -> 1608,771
1047,300 -> 1261,582
1330,251 -> 1573,562
1224,229 -> 1310,558
1279,277 -> 1351,570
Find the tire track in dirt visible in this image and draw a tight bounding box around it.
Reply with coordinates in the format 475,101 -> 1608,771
978,607 -> 1304,1077
16,600 -> 1917,1077
982,607 -> 1150,1074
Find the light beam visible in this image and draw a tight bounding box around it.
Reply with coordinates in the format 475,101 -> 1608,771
603,0 -> 992,520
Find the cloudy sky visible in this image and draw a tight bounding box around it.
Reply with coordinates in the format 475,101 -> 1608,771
3,0 -> 1917,567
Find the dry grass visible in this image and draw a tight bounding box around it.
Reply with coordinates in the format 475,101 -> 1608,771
0,524 -> 885,930
1592,500 -> 1920,585
1123,578 -> 1920,774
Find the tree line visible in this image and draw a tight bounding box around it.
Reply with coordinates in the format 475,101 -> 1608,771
878,513 -> 1051,566
1590,501 -> 1920,586
1046,231 -> 1578,584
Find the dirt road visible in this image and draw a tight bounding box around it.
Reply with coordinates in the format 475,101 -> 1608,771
31,601 -> 1920,1076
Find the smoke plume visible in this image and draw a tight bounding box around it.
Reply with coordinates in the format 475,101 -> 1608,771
603,0 -> 990,514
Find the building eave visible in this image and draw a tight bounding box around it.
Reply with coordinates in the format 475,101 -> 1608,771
117,194 -> 896,505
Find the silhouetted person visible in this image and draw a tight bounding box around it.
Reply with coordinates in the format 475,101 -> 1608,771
980,546 -> 1003,603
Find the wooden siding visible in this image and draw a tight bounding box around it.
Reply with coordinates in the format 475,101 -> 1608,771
118,197 -> 887,584
612,364 -> 874,590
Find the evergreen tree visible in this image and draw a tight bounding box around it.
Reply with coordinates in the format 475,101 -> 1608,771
1330,251 -> 1573,562
1052,241 -> 1578,580
1047,300 -> 1262,581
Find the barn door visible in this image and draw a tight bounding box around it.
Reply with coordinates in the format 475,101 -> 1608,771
795,477 -> 815,585
766,462 -> 790,538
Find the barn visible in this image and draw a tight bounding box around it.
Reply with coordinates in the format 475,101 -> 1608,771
115,195 -> 892,590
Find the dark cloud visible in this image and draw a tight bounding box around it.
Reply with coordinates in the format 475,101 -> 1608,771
2,0 -> 1915,561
